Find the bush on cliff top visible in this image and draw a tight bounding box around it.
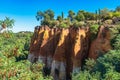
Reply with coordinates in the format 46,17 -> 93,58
90,24 -> 99,41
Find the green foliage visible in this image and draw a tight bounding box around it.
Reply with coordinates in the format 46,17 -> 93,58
84,59 -> 96,71
99,8 -> 120,21
76,11 -> 85,21
112,11 -> 120,17
45,9 -> 54,20
110,24 -> 120,50
115,6 -> 120,12
104,69 -> 120,80
104,19 -> 113,24
68,10 -> 75,22
72,20 -> 85,27
35,7 -> 118,28
49,20 -> 58,28
90,24 -> 99,34
36,11 -> 44,21
44,13 -> 51,21
36,6 -> 120,27
58,22 -> 68,28
41,20 -> 50,26
0,17 -> 15,29
90,24 -> 99,40
100,8 -> 111,21
36,9 -> 54,26
84,12 -> 96,20
72,50 -> 120,80
0,32 -> 52,80
72,70 -> 101,80
112,34 -> 120,50
57,15 -> 63,22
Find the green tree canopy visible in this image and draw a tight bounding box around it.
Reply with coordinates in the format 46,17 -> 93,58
68,10 -> 75,22
75,11 -> 85,21
57,15 -> 62,22
0,17 -> 15,32
100,8 -> 111,21
44,9 -> 54,20
115,6 -> 120,12
36,9 -> 54,25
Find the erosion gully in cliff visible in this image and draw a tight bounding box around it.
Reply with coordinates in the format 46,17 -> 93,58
28,25 -> 112,80
89,25 -> 112,59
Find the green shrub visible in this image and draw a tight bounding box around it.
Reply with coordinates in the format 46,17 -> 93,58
90,24 -> 99,40
112,34 -> 120,50
72,50 -> 120,80
58,22 -> 68,28
104,19 -> 113,24
110,24 -> 120,50
73,21 -> 85,27
0,32 -> 52,80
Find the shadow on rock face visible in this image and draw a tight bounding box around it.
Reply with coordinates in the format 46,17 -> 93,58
28,25 -> 112,80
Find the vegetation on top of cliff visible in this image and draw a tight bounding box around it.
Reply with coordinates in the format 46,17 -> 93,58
36,6 -> 120,28
90,24 -> 99,40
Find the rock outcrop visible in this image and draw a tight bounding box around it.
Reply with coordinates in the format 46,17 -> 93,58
88,26 -> 112,59
28,25 -> 112,80
70,27 -> 90,73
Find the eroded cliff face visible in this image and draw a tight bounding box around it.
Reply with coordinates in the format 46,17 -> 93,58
51,28 -> 69,80
28,25 -> 112,80
71,28 -> 89,73
88,26 -> 112,59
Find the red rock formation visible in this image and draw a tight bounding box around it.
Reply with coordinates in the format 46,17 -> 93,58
89,26 -> 112,59
38,26 -> 50,65
28,25 -> 112,80
51,28 -> 69,80
38,27 -> 61,70
70,27 -> 88,73
28,26 -> 41,63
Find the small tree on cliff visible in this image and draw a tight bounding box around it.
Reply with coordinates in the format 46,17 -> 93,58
0,17 -> 15,32
45,9 -> 54,20
36,11 -> 44,21
68,10 -> 75,22
75,10 -> 85,21
115,6 -> 120,12
100,8 -> 110,21
57,15 -> 63,22
36,9 -> 54,26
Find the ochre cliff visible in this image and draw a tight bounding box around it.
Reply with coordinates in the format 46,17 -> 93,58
88,26 -> 112,59
28,25 -> 112,80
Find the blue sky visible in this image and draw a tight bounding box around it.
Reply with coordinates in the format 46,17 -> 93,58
0,0 -> 120,32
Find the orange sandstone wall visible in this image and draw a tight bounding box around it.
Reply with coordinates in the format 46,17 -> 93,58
28,25 -> 112,80
88,26 -> 112,59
